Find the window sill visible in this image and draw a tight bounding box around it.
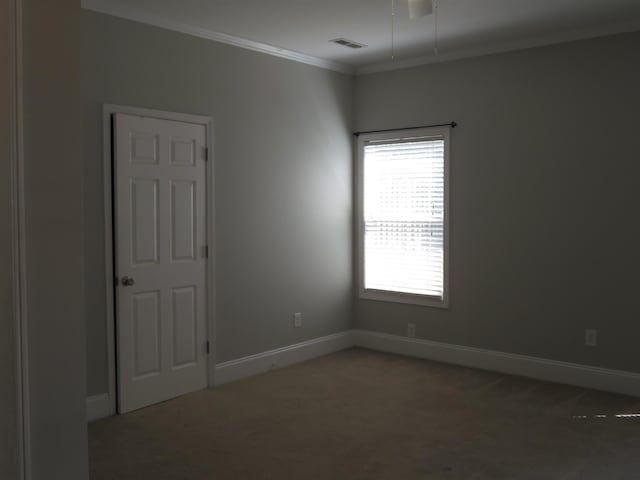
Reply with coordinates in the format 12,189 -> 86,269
359,289 -> 449,309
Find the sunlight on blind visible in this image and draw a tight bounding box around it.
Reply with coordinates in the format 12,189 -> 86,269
363,138 -> 444,297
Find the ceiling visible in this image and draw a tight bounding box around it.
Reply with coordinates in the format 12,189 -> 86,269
82,0 -> 640,74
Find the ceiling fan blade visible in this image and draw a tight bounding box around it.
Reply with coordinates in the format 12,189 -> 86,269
408,0 -> 433,19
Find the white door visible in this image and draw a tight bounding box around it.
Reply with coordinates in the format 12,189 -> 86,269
114,113 -> 208,413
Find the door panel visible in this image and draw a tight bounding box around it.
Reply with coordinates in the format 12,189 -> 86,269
114,113 -> 208,413
172,286 -> 197,368
170,180 -> 196,261
170,137 -> 196,166
131,132 -> 159,164
132,291 -> 161,378
131,179 -> 159,265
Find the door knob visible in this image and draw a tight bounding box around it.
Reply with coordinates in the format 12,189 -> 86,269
121,276 -> 135,287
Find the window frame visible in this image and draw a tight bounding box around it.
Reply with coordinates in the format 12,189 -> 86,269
356,126 -> 450,308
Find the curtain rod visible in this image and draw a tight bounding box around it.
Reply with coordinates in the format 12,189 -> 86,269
353,121 -> 457,137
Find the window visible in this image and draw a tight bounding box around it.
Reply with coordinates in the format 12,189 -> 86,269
357,127 -> 449,307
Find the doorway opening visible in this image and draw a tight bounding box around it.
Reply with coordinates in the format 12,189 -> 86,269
102,105 -> 215,414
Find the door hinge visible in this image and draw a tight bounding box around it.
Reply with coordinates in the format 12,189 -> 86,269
205,340 -> 210,354
204,245 -> 209,258
204,147 -> 209,161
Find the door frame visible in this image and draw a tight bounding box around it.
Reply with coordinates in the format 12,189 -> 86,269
9,0 -> 31,476
102,104 -> 216,414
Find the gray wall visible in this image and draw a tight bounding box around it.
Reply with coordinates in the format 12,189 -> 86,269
82,11 -> 354,396
0,0 -> 18,476
22,0 -> 88,477
354,32 -> 640,373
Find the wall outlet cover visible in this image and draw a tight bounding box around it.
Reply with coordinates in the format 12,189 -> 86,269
408,323 -> 416,338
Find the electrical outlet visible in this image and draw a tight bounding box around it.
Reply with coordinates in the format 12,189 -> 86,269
585,329 -> 597,347
293,312 -> 302,328
407,323 -> 416,338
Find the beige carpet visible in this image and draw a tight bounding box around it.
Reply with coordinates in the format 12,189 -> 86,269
89,348 -> 640,479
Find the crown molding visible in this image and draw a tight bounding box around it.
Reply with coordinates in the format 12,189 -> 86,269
356,18 -> 640,75
81,1 -> 640,77
81,0 -> 355,75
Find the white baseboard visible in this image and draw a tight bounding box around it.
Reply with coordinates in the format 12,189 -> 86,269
86,393 -> 113,422
87,329 -> 640,419
353,330 -> 640,398
214,331 -> 355,386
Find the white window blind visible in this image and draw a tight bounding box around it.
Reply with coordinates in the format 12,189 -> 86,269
363,136 -> 445,299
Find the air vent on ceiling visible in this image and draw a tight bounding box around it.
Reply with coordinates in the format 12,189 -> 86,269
330,38 -> 367,49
